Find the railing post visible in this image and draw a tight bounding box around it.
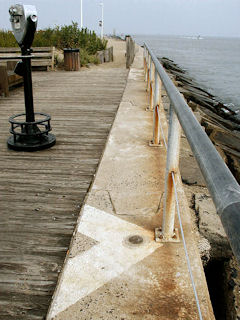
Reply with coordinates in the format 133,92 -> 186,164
158,104 -> 181,242
146,57 -> 154,111
146,54 -> 151,92
145,49 -> 148,81
144,47 -> 147,80
150,71 -> 162,146
144,48 -> 148,83
146,51 -> 149,83
149,62 -> 154,111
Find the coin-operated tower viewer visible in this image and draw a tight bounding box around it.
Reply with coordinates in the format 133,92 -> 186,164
7,4 -> 56,151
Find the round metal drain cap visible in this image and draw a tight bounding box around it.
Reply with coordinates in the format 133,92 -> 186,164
128,235 -> 143,245
123,234 -> 146,248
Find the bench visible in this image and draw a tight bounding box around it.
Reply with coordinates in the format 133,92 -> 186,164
0,46 -> 55,71
0,61 -> 23,97
0,47 -> 55,96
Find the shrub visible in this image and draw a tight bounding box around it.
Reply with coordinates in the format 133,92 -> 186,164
0,30 -> 17,47
0,22 -> 107,66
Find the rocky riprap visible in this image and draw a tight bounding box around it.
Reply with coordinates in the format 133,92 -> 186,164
160,57 -> 240,184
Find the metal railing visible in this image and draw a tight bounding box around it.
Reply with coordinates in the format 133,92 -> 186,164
144,43 -> 240,264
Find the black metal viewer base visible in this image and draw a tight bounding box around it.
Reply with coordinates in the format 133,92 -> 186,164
8,112 -> 56,151
6,51 -> 56,151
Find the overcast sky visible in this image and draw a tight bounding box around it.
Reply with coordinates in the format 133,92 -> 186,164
0,0 -> 239,37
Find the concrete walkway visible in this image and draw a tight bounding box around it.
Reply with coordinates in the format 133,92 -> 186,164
47,46 -> 215,319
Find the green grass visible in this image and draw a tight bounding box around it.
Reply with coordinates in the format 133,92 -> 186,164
0,22 -> 107,66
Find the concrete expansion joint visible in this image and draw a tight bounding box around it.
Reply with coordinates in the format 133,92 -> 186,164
107,190 -> 117,215
121,100 -> 135,106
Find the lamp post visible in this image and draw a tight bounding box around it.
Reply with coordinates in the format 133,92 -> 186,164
100,2 -> 104,39
80,0 -> 83,29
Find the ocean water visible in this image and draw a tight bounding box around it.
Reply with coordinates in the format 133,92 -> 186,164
133,35 -> 240,110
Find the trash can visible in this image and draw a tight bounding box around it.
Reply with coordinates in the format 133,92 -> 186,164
64,48 -> 80,71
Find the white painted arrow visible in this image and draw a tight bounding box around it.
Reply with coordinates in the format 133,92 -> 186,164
48,205 -> 162,319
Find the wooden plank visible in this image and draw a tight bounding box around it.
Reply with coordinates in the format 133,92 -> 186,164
0,47 -> 53,53
31,59 -> 52,66
0,66 -> 128,319
31,53 -> 52,58
32,47 -> 55,53
0,65 -> 9,97
0,47 -> 20,53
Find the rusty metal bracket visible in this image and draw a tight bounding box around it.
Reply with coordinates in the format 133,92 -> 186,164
155,227 -> 180,243
145,107 -> 153,112
149,140 -> 162,147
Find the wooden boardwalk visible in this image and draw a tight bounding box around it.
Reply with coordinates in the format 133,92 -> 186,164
0,56 -> 128,319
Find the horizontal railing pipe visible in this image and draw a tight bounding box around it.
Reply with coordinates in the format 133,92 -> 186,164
144,42 -> 240,263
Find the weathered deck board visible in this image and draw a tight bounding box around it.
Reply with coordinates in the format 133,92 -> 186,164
0,65 -> 128,319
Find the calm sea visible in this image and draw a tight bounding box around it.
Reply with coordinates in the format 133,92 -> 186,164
133,35 -> 240,110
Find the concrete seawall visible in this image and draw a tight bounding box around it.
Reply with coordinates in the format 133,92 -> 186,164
47,42 -> 215,320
